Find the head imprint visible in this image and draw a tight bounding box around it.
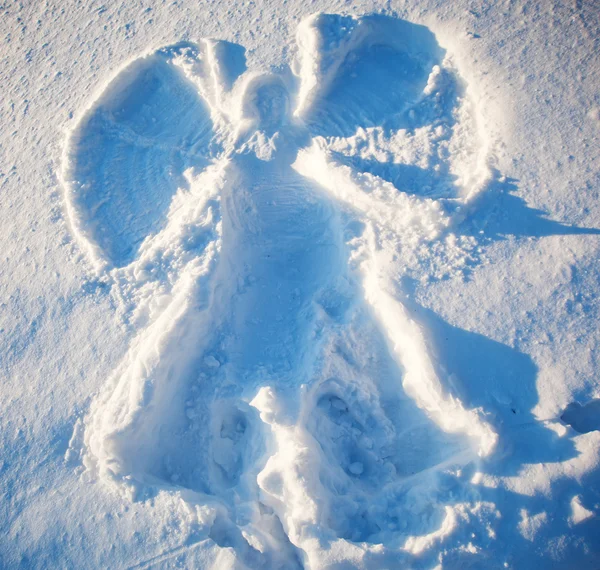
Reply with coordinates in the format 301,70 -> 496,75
242,75 -> 290,132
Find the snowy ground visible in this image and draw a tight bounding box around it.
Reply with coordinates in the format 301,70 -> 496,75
1,1 -> 600,569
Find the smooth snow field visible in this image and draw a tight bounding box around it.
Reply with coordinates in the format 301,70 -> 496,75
1,2 -> 600,569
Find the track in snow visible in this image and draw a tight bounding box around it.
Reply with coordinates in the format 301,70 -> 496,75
63,13 -> 498,568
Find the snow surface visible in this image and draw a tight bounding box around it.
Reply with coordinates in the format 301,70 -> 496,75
1,1 -> 600,569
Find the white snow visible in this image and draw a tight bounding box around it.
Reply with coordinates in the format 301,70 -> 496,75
2,1 -> 600,569
569,495 -> 595,526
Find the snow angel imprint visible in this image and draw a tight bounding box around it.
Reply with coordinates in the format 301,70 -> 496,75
63,13 -> 496,564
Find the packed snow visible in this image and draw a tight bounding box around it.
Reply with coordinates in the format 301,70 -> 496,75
1,1 -> 599,569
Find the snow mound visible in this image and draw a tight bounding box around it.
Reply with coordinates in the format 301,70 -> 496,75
63,13 -> 499,568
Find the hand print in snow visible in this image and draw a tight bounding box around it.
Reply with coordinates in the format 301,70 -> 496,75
63,13 -> 497,565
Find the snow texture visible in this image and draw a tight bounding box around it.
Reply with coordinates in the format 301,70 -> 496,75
2,2 -> 600,569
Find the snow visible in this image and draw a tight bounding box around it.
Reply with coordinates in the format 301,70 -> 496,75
1,1 -> 600,569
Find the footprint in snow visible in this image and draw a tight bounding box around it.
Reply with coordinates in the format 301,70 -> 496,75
63,13 -> 497,565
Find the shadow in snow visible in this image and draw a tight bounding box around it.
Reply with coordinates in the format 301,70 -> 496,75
561,399 -> 600,434
401,286 -> 578,479
461,174 -> 600,240
332,152 -> 459,199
